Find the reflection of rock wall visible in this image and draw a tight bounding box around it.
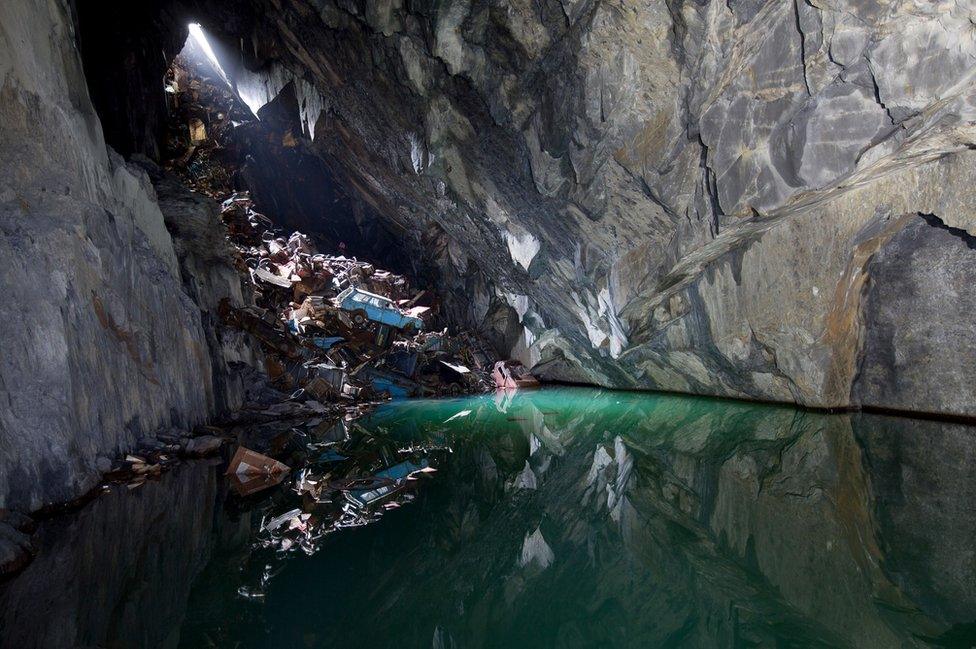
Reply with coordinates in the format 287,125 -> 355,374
294,391 -> 972,647
705,415 -> 909,647
163,0 -> 976,416
0,463 -> 244,649
856,414 -> 976,625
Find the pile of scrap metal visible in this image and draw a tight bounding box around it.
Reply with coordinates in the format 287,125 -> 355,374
162,41 -> 533,404
163,51 -> 252,198
217,193 -> 498,403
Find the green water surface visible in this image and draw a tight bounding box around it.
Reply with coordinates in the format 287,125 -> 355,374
2,387 -> 974,648
177,388 -> 976,648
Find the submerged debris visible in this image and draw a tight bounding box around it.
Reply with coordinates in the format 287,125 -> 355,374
225,446 -> 291,498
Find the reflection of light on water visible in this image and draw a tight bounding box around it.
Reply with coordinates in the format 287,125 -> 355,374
187,23 -> 229,86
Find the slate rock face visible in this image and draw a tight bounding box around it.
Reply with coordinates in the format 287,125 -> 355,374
0,0 -> 257,510
6,0 -> 976,507
170,0 -> 976,416
855,215 -> 976,416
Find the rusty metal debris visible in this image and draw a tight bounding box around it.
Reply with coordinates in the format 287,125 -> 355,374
212,191 -> 500,404
231,415 -> 450,599
492,360 -> 540,390
226,446 -> 291,478
225,446 -> 292,497
163,40 -> 538,412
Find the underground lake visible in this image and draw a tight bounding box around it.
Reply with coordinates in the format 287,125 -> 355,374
8,3 -> 976,647
0,387 -> 973,648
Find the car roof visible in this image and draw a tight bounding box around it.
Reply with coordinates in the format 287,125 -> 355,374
349,287 -> 393,302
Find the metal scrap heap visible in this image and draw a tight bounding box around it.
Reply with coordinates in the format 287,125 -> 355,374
217,192 -> 498,404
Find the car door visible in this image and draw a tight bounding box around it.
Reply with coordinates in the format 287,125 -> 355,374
368,296 -> 393,326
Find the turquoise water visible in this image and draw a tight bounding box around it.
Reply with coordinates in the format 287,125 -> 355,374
2,387 -> 974,648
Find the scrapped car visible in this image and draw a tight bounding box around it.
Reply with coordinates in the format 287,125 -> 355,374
336,286 -> 426,331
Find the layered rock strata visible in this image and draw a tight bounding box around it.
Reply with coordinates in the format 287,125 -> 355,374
174,0 -> 976,416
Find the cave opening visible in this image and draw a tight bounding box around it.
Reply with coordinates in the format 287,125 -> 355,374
63,0 -> 529,407
70,2 -> 529,375
160,21 -> 413,274
74,4 -> 415,277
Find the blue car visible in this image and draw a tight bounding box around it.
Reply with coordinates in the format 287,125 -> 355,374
336,286 -> 425,331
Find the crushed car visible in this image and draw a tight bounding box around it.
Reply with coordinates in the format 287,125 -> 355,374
336,286 -> 427,332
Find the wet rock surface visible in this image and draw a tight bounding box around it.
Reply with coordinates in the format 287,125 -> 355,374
0,1 -> 259,511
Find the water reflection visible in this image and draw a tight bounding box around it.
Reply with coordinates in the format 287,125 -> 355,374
235,418 -> 450,601
0,460 -> 250,649
2,387 -> 975,648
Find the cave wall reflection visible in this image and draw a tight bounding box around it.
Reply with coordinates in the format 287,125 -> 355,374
295,391 -> 975,648
2,389 -> 974,649
0,462 -> 250,649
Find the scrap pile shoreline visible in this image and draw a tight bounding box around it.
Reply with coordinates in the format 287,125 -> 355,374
0,39 -> 542,582
161,43 -> 510,408
90,182 -> 510,496
217,190 -> 500,405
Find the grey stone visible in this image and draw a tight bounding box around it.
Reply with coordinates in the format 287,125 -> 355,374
0,0 -> 260,511
0,510 -> 34,535
183,435 -> 224,457
854,214 -> 976,416
8,0 -> 976,515
0,523 -> 33,578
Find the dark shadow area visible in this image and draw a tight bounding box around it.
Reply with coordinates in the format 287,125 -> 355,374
72,0 -> 412,272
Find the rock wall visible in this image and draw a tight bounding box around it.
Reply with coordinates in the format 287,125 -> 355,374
4,0 -> 975,510
0,0 -> 253,510
179,0 -> 976,416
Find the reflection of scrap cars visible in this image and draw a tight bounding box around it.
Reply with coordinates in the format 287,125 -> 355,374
344,458 -> 430,508
493,360 -> 540,389
336,286 -> 426,332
